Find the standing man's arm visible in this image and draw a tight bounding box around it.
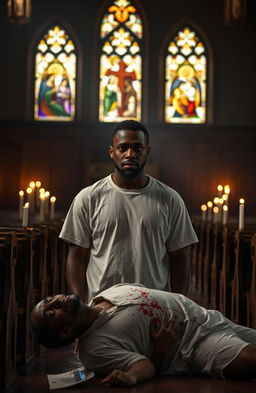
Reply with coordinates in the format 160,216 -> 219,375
66,243 -> 89,300
168,245 -> 191,295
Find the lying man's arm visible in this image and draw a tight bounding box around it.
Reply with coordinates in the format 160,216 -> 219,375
101,359 -> 156,387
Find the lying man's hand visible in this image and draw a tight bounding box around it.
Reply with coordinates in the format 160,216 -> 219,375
150,312 -> 185,372
150,312 -> 185,355
101,369 -> 137,387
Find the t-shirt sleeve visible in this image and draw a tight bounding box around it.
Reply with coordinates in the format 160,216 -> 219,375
59,189 -> 91,248
166,195 -> 198,252
79,344 -> 148,377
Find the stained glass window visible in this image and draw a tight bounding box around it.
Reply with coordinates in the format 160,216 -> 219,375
165,26 -> 207,123
99,0 -> 143,122
34,25 -> 76,121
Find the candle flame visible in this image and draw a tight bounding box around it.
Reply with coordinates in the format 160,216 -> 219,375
45,191 -> 50,197
19,190 -> 24,196
219,198 -> 224,205
213,197 -> 220,204
239,198 -> 245,204
50,196 -> 56,203
213,206 -> 219,213
24,202 -> 29,208
207,201 -> 213,208
40,193 -> 45,200
201,204 -> 207,211
39,188 -> 45,193
222,194 -> 228,201
26,187 -> 32,194
36,181 -> 41,187
224,185 -> 230,194
29,181 -> 35,188
223,205 -> 228,211
217,185 -> 223,192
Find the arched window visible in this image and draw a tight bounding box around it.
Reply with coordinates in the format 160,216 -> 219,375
34,25 -> 77,121
165,25 -> 207,124
99,0 -> 143,122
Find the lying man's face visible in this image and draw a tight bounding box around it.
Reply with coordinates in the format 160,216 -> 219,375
30,294 -> 81,347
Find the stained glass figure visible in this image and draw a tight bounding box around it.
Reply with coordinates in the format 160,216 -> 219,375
99,0 -> 143,122
34,25 -> 76,121
165,26 -> 207,123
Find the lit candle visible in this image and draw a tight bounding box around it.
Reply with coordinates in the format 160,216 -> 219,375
26,187 -> 32,207
213,206 -> 219,224
217,185 -> 223,198
222,205 -> 228,226
44,191 -> 50,216
19,190 -> 24,220
35,181 -> 42,208
39,193 -> 45,223
219,198 -> 224,223
239,198 -> 245,231
50,196 -> 56,221
224,185 -> 230,204
22,202 -> 29,227
207,201 -> 213,222
201,204 -> 207,221
29,181 -> 36,213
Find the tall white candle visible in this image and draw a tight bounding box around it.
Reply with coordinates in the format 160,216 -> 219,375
213,206 -> 219,224
218,198 -> 224,223
201,204 -> 207,221
26,187 -> 33,217
50,196 -> 56,221
29,181 -> 36,213
22,202 -> 29,227
19,190 -> 24,219
45,191 -> 50,216
239,198 -> 245,231
222,205 -> 228,226
35,181 -> 42,208
217,185 -> 223,198
40,193 -> 45,223
224,185 -> 230,205
207,201 -> 213,222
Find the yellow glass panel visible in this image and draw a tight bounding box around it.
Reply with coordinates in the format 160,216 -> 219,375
34,25 -> 76,121
165,26 -> 207,124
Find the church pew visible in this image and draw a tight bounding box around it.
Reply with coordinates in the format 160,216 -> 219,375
231,230 -> 254,325
57,237 -> 68,294
190,220 -> 201,288
219,226 -> 236,318
209,224 -> 223,309
202,222 -> 214,303
247,234 -> 256,329
0,231 -> 17,392
195,221 -> 208,294
14,228 -> 36,375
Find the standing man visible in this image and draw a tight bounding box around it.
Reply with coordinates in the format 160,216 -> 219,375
59,120 -> 198,302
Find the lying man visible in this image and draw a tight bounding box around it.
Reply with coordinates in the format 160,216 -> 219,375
30,284 -> 256,387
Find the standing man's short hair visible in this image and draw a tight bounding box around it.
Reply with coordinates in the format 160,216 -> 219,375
112,120 -> 149,143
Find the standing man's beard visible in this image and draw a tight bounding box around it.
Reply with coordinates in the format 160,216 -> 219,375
113,159 -> 147,179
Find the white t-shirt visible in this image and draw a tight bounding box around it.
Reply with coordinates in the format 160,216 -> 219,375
59,175 -> 198,301
78,284 -> 256,378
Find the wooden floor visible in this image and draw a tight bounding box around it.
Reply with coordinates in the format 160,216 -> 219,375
8,345 -> 256,393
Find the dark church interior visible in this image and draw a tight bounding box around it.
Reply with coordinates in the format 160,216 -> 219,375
1,0 -> 256,392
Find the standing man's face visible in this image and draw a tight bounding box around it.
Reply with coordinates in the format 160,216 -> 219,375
109,130 -> 150,179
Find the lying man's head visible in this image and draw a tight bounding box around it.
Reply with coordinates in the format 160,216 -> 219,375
30,294 -> 88,348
